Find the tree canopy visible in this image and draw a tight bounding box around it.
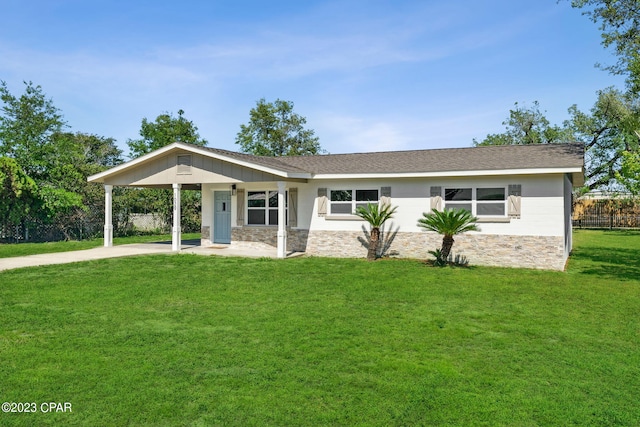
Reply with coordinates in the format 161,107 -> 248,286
618,148 -> 640,194
127,109 -> 207,158
571,0 -> 640,94
236,98 -> 324,156
0,157 -> 38,225
473,101 -> 571,146
566,88 -> 640,191
475,2 -> 640,193
0,81 -> 124,237
0,80 -> 66,180
474,89 -> 640,192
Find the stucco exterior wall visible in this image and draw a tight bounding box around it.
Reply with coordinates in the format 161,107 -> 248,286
201,174 -> 571,270
303,174 -> 566,236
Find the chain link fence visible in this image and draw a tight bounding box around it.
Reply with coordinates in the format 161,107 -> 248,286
1,187 -> 202,244
0,204 -> 180,243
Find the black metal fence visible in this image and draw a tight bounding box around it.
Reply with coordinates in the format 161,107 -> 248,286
572,198 -> 640,229
572,214 -> 640,229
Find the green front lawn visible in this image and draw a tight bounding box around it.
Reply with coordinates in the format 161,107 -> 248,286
0,230 -> 638,426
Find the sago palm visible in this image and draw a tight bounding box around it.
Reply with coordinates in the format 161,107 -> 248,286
355,202 -> 397,261
417,208 -> 480,262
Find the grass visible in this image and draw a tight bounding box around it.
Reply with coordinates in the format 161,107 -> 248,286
0,233 -> 201,258
0,229 -> 638,426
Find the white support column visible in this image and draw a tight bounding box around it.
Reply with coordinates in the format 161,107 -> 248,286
172,183 -> 182,252
104,185 -> 113,247
277,181 -> 287,258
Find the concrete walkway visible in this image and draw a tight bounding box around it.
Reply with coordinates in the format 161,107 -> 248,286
0,241 -> 297,272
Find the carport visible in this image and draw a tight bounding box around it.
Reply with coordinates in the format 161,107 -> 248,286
88,142 -> 309,258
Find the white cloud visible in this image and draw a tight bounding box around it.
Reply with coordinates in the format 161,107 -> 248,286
314,106 -> 511,154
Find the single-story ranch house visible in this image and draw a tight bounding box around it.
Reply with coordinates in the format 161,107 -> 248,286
88,142 -> 584,270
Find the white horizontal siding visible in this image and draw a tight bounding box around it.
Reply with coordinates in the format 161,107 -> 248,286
303,175 -> 567,237
201,174 -> 569,243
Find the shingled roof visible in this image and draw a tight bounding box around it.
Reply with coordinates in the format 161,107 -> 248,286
200,143 -> 584,175
88,142 -> 585,186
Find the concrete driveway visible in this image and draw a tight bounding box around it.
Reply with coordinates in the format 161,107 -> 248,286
0,240 -> 294,272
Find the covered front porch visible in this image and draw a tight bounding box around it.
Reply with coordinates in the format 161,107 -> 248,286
88,142 -> 310,259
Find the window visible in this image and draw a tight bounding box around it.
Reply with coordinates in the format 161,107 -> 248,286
477,188 -> 506,216
444,188 -> 472,213
329,189 -> 379,215
247,191 -> 287,225
444,187 -> 506,216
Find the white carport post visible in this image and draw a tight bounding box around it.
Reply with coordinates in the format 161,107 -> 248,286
104,184 -> 113,247
172,183 -> 182,252
277,181 -> 287,258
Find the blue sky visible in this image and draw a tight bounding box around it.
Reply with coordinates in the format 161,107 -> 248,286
0,0 -> 624,157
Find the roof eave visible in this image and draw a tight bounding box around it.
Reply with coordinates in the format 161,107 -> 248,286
88,142 -> 311,183
310,167 -> 584,180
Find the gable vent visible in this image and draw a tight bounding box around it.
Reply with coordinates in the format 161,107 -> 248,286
177,155 -> 192,174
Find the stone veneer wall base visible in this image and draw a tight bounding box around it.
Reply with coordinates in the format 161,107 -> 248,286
223,226 -> 566,270
304,230 -> 567,271
231,227 -> 309,252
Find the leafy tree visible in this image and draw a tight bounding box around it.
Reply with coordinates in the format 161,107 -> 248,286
474,90 -> 640,192
236,98 -> 324,156
354,202 -> 397,261
473,102 -> 571,146
617,148 -> 640,194
417,209 -> 480,264
0,157 -> 38,225
36,185 -> 84,222
44,132 -> 124,238
49,132 -> 122,196
0,81 -> 89,234
565,88 -> 640,191
570,0 -> 640,94
127,109 -> 207,158
0,80 -> 66,180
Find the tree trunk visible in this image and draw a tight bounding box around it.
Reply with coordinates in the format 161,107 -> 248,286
441,235 -> 455,260
367,227 -> 380,261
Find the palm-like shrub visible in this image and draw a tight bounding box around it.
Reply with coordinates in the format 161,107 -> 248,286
417,208 -> 480,263
355,202 -> 397,261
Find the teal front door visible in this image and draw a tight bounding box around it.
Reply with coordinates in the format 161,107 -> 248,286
214,191 -> 231,244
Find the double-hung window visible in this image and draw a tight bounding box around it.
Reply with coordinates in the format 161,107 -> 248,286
444,187 -> 506,216
329,189 -> 379,215
444,188 -> 472,213
476,188 -> 506,216
247,191 -> 287,225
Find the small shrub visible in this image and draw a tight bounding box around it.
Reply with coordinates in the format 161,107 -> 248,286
428,249 -> 448,267
451,253 -> 469,267
428,249 -> 470,267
